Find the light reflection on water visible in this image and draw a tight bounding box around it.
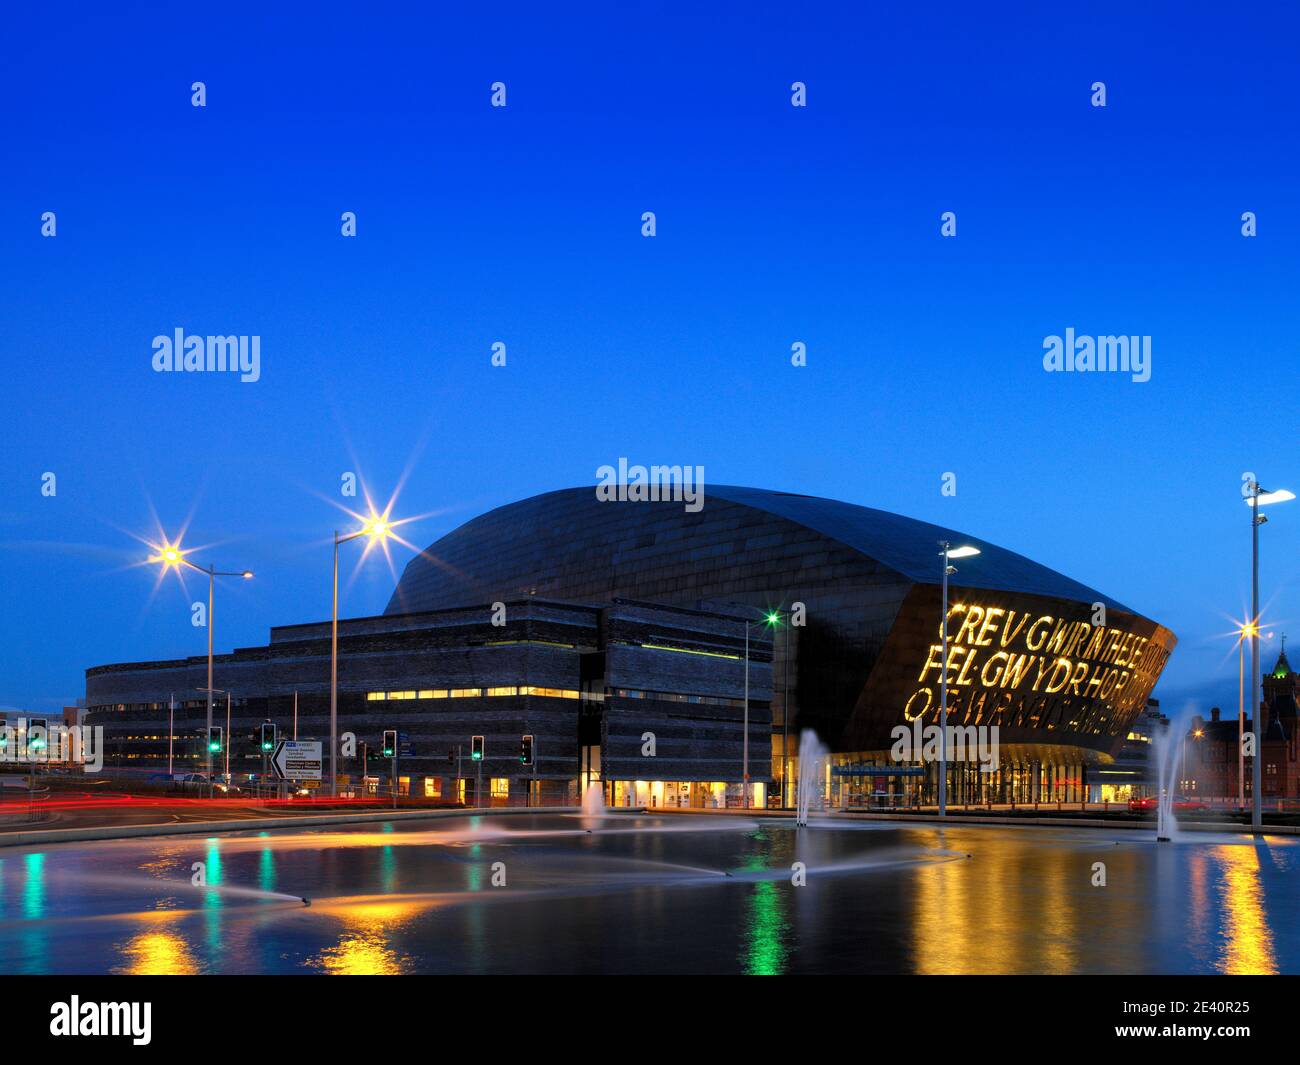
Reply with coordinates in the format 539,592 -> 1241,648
0,816 -> 1293,975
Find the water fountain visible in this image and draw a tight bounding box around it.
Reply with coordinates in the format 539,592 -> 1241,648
795,728 -> 829,826
581,781 -> 606,818
1151,708 -> 1191,842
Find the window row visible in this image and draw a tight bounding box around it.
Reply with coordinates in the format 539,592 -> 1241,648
366,686 -> 582,702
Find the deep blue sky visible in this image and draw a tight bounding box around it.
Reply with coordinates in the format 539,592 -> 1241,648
2,2 -> 1298,716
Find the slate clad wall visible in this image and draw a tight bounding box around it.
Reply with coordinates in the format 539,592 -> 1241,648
86,597 -> 772,786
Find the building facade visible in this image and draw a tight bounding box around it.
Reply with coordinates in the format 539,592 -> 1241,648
87,485 -> 1177,807
86,597 -> 772,807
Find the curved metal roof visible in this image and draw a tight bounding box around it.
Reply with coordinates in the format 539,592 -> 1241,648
388,485 -> 1136,616
703,485 -> 1134,611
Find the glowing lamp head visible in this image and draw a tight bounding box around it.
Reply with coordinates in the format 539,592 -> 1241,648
943,544 -> 981,559
1245,488 -> 1296,508
159,546 -> 183,567
363,515 -> 392,541
765,611 -> 781,626
241,570 -> 254,579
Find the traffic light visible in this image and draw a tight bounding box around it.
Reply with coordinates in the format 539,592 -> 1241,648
520,734 -> 534,766
471,735 -> 484,761
448,747 -> 456,765
260,722 -> 276,752
207,726 -> 223,754
28,718 -> 48,752
382,730 -> 397,758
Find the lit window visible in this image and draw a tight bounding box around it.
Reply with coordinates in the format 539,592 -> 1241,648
417,690 -> 435,699
450,688 -> 482,698
429,690 -> 448,699
486,686 -> 518,697
388,691 -> 417,701
490,777 -> 509,798
367,692 -> 387,701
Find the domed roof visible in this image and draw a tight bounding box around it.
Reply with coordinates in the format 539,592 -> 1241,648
386,485 -> 1136,616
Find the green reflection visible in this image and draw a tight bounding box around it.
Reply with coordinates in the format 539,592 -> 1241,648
22,853 -> 44,919
382,845 -> 396,893
19,852 -> 48,974
740,855 -> 789,975
204,839 -> 223,955
258,838 -> 276,894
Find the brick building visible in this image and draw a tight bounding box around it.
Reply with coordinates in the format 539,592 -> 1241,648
1186,645 -> 1300,803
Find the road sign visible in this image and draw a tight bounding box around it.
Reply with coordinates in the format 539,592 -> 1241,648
271,740 -> 323,781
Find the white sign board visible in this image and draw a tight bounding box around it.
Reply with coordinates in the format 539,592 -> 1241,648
271,740 -> 323,781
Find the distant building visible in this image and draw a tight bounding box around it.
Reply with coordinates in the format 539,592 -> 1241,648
1089,698 -> 1165,802
1186,645 -> 1300,802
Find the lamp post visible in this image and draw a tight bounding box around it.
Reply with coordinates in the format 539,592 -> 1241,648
1245,482 -> 1293,829
153,546 -> 252,799
1183,727 -> 1203,794
331,515 -> 393,798
1237,623 -> 1252,810
742,610 -> 782,810
937,542 -> 980,817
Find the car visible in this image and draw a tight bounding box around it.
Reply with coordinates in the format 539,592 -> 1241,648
1128,794 -> 1208,812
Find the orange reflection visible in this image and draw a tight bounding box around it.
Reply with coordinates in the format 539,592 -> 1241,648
307,899 -> 430,975
1216,844 -> 1277,975
115,923 -> 200,975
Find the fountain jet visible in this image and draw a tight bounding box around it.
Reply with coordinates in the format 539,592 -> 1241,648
796,728 -> 829,827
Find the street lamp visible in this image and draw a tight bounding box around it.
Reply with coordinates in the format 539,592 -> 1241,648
331,513 -> 393,797
742,609 -> 782,810
938,542 -> 980,817
1236,621 -> 1257,810
152,545 -> 253,799
1244,482 -> 1293,829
